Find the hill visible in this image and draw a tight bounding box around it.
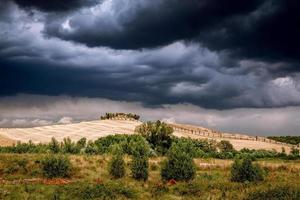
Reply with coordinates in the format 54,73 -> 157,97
0,119 -> 295,152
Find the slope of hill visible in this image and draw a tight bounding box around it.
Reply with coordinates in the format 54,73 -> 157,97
0,119 -> 295,152
0,120 -> 141,145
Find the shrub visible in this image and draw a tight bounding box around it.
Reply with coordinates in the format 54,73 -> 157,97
85,140 -> 98,154
246,186 -> 300,200
41,154 -> 72,178
61,138 -> 80,154
161,144 -> 196,181
131,156 -> 149,181
214,151 -> 234,159
218,140 -> 234,153
267,136 -> 300,145
135,120 -> 173,155
108,145 -> 126,179
94,135 -> 127,154
172,137 -> 217,154
130,139 -> 149,181
171,137 -> 206,158
231,157 -> 264,182
76,137 -> 87,149
49,137 -> 60,153
291,147 -> 300,156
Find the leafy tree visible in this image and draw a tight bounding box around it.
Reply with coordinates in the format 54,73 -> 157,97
218,140 -> 234,153
135,120 -> 173,155
161,144 -> 196,181
231,157 -> 264,182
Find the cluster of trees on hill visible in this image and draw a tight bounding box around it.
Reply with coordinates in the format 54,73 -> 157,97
100,113 -> 140,120
268,136 -> 300,146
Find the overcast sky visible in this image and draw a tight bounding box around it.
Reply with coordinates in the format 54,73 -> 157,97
0,0 -> 300,135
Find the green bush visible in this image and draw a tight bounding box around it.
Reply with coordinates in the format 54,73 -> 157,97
171,137 -> 206,158
218,140 -> 234,153
76,137 -> 87,150
246,186 -> 300,200
160,144 -> 196,181
135,120 -> 173,155
61,138 -> 80,154
108,145 -> 126,179
291,147 -> 300,156
49,137 -> 60,153
231,157 -> 264,182
267,136 -> 300,145
85,140 -> 98,155
130,139 -> 149,181
131,156 -> 149,181
41,154 -> 72,178
172,137 -> 217,154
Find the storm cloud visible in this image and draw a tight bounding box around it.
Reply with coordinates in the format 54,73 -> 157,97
0,0 -> 300,134
12,0 -> 99,12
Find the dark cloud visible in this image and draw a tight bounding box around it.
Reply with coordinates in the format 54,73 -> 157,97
198,0 -> 300,64
0,0 -> 300,111
44,0 -> 263,49
41,0 -> 300,72
13,0 -> 99,12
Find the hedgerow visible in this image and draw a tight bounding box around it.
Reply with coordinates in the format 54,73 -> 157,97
0,133 -> 299,160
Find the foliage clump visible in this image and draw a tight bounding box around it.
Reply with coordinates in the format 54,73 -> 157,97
267,136 -> 300,145
218,140 -> 235,153
49,137 -> 60,153
100,112 -> 140,120
231,156 -> 264,182
108,144 -> 126,179
161,143 -> 196,181
135,120 -> 173,155
41,154 -> 72,178
130,138 -> 149,181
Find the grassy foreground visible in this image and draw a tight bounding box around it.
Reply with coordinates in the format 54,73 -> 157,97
0,154 -> 300,200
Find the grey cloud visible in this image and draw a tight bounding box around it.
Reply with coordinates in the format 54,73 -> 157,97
1,1 -> 300,110
13,0 -> 100,12
43,0 -> 263,49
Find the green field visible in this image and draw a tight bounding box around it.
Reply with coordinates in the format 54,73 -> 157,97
0,153 -> 300,200
1,121 -> 300,199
